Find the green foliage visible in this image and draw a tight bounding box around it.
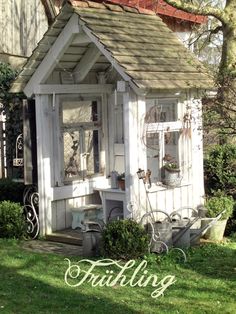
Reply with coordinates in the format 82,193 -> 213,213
229,232 -> 236,241
102,219 -> 149,260
204,144 -> 236,194
117,172 -> 125,180
0,201 -> 26,238
164,162 -> 180,172
0,62 -> 17,99
205,192 -> 235,220
0,179 -> 25,203
0,62 -> 23,177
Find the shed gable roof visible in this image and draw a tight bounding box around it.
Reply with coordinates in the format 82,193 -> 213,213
11,0 -> 213,94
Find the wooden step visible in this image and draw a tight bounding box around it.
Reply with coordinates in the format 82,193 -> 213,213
46,228 -> 83,246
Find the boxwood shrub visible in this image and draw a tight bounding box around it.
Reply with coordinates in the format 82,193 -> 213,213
102,219 -> 149,260
0,201 -> 26,238
205,193 -> 235,220
204,144 -> 236,195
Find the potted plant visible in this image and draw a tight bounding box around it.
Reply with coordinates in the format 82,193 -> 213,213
202,192 -> 234,241
163,159 -> 181,187
117,173 -> 125,191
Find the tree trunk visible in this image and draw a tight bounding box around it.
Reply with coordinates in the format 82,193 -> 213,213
219,0 -> 236,80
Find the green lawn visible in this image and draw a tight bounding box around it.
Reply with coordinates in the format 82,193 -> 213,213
0,239 -> 236,314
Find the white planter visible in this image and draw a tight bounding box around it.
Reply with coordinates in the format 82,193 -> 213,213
164,169 -> 181,187
201,218 -> 227,241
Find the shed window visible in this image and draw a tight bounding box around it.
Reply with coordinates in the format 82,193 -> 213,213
61,100 -> 101,180
145,99 -> 181,182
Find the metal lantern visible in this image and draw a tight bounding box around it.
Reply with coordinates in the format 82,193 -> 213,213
137,168 -> 146,180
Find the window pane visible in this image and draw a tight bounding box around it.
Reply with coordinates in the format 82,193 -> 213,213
63,129 -> 100,178
164,131 -> 179,165
62,100 -> 98,124
63,130 -> 81,178
146,99 -> 177,122
84,130 -> 100,176
146,133 -> 160,181
115,96 -> 124,143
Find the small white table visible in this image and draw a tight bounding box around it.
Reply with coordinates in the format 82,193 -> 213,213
95,188 -> 126,223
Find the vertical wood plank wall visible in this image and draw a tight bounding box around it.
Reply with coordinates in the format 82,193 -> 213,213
145,185 -> 194,215
35,94 -> 54,235
51,183 -> 196,231
38,89 -> 204,233
0,0 -> 48,56
51,193 -> 101,231
127,92 -> 204,220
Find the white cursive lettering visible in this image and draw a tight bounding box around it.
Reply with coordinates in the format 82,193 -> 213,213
64,258 -> 176,298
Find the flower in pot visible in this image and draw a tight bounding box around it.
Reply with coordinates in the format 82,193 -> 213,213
164,162 -> 180,173
202,191 -> 235,241
162,156 -> 181,187
117,173 -> 125,191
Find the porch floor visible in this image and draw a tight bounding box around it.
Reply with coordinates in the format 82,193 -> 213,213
46,228 -> 83,246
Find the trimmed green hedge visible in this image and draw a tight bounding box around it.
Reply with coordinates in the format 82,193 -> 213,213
0,201 -> 26,238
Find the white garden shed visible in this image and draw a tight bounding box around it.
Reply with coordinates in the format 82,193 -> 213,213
11,0 -> 212,236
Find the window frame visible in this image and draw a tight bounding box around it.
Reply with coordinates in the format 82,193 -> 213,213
145,98 -> 187,184
56,95 -> 103,184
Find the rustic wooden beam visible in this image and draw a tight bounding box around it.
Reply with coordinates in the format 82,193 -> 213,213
73,45 -> 101,83
24,13 -> 80,97
34,84 -> 113,94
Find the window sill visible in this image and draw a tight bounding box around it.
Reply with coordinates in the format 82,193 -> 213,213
146,181 -> 192,193
63,173 -> 105,185
52,176 -> 110,201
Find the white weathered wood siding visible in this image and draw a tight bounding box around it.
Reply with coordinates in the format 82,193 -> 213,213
0,0 -> 48,56
51,193 -> 101,231
35,94 -> 53,235
123,91 -> 204,221
36,87 -> 204,234
35,88 -> 110,235
108,91 -> 125,174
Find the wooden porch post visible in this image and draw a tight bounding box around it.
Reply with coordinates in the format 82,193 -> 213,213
35,94 -> 53,235
123,90 -> 147,220
191,97 -> 205,207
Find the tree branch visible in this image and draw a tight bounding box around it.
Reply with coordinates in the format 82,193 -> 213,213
163,0 -> 226,24
210,25 -> 223,34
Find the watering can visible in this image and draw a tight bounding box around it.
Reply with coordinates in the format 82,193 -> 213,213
140,210 -> 172,253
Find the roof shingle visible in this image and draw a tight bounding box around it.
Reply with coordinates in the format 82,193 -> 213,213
11,1 -> 213,93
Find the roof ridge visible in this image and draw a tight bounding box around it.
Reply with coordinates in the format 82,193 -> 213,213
68,0 -> 156,15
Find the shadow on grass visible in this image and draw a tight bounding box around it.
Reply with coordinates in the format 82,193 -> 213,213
1,239 -> 236,314
0,263 -> 141,314
0,261 -> 191,314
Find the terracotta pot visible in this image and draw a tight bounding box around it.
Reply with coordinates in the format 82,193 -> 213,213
118,179 -> 125,191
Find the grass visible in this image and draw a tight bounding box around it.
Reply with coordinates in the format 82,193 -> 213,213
0,239 -> 236,314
